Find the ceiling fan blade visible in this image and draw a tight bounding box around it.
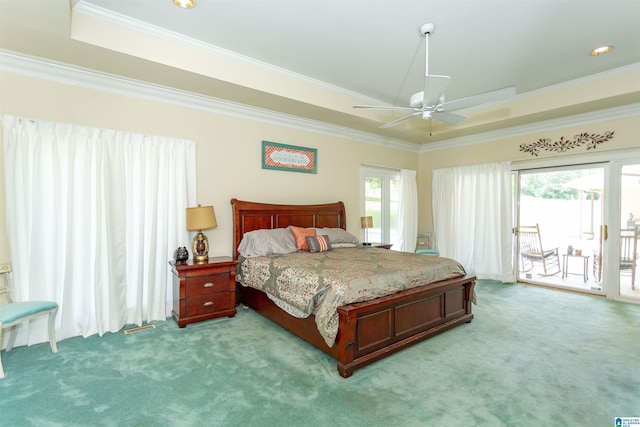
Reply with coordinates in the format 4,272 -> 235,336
423,75 -> 450,106
353,105 -> 416,111
379,112 -> 422,129
431,111 -> 467,125
443,86 -> 516,111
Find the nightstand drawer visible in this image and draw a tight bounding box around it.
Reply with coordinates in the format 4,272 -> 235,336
185,274 -> 230,296
185,293 -> 233,318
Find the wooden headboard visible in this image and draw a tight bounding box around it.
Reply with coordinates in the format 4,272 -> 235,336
230,198 -> 347,260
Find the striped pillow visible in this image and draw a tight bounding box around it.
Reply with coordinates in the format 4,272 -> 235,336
305,235 -> 332,253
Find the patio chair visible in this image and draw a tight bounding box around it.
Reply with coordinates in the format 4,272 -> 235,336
593,228 -> 638,289
0,264 -> 58,378
592,226 -> 604,283
519,224 -> 561,276
620,228 -> 638,289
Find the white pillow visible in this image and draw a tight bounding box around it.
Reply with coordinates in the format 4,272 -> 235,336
238,227 -> 298,257
314,227 -> 359,244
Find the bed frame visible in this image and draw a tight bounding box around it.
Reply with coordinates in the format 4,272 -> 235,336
231,198 -> 476,378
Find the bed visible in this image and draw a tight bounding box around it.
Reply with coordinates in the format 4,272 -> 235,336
231,198 -> 476,377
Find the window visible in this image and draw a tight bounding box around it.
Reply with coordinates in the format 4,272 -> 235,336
361,167 -> 400,246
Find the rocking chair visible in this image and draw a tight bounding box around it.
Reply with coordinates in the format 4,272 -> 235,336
519,224 -> 561,276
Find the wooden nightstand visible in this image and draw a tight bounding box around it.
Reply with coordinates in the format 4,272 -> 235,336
170,257 -> 237,327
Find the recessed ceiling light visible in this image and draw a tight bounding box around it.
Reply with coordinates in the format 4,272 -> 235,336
173,0 -> 196,9
590,45 -> 614,56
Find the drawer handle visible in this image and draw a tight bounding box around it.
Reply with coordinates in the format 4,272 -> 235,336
203,301 -> 214,307
203,282 -> 215,288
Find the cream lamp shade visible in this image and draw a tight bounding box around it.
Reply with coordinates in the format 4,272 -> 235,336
360,216 -> 373,229
186,205 -> 217,262
186,205 -> 217,231
360,216 -> 373,245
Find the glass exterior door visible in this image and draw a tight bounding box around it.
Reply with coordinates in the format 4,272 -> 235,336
516,165 -> 605,293
361,168 -> 400,247
515,159 -> 640,303
617,163 -> 640,300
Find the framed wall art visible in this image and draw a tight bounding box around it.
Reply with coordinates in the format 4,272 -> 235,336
261,141 -> 317,174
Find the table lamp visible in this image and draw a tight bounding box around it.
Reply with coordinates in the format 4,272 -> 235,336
186,205 -> 217,262
360,216 -> 373,246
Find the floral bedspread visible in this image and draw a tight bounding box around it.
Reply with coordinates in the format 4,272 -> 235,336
236,247 -> 466,347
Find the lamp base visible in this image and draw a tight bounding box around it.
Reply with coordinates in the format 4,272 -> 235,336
191,231 -> 210,263
193,254 -> 209,263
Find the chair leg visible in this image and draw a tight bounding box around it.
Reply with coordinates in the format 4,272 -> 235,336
0,327 -> 4,379
520,256 -> 533,272
6,325 -> 18,352
48,308 -> 58,353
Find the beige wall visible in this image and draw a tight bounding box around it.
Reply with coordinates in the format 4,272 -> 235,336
418,116 -> 640,233
0,72 -> 418,264
1,71 -> 638,265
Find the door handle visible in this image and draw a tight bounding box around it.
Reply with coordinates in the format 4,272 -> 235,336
603,225 -> 608,241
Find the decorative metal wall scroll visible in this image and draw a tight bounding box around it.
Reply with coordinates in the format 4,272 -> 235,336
519,131 -> 614,156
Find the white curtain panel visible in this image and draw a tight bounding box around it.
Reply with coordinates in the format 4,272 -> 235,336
399,169 -> 418,252
432,162 -> 514,282
2,115 -> 195,345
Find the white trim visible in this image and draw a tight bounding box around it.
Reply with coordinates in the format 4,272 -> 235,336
360,166 -> 400,244
419,102 -> 640,153
0,49 -> 417,152
1,48 -> 638,155
72,1 -> 383,105
457,63 -> 640,113
512,148 -> 640,171
75,1 -> 640,115
512,153 -> 640,305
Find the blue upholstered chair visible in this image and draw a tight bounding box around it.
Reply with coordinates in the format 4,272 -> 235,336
416,232 -> 439,256
0,264 -> 58,378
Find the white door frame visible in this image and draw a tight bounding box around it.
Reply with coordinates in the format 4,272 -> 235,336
513,150 -> 640,303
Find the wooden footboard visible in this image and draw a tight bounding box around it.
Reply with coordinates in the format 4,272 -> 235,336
231,198 -> 475,377
239,274 -> 475,378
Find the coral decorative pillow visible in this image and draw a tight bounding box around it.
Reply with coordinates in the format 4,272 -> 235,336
290,226 -> 316,251
306,235 -> 332,253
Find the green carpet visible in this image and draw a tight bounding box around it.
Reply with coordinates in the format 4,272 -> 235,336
1,281 -> 638,426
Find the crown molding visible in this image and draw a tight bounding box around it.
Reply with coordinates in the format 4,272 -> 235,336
72,0 -> 383,106
74,1 -> 640,112
419,102 -> 640,153
2,49 -> 638,155
0,49 -> 418,152
455,62 -> 640,114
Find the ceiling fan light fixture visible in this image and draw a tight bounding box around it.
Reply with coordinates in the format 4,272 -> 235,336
352,22 -> 514,129
173,0 -> 196,9
589,45 -> 613,56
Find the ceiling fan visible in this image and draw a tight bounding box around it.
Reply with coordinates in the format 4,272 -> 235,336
354,23 -> 516,129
